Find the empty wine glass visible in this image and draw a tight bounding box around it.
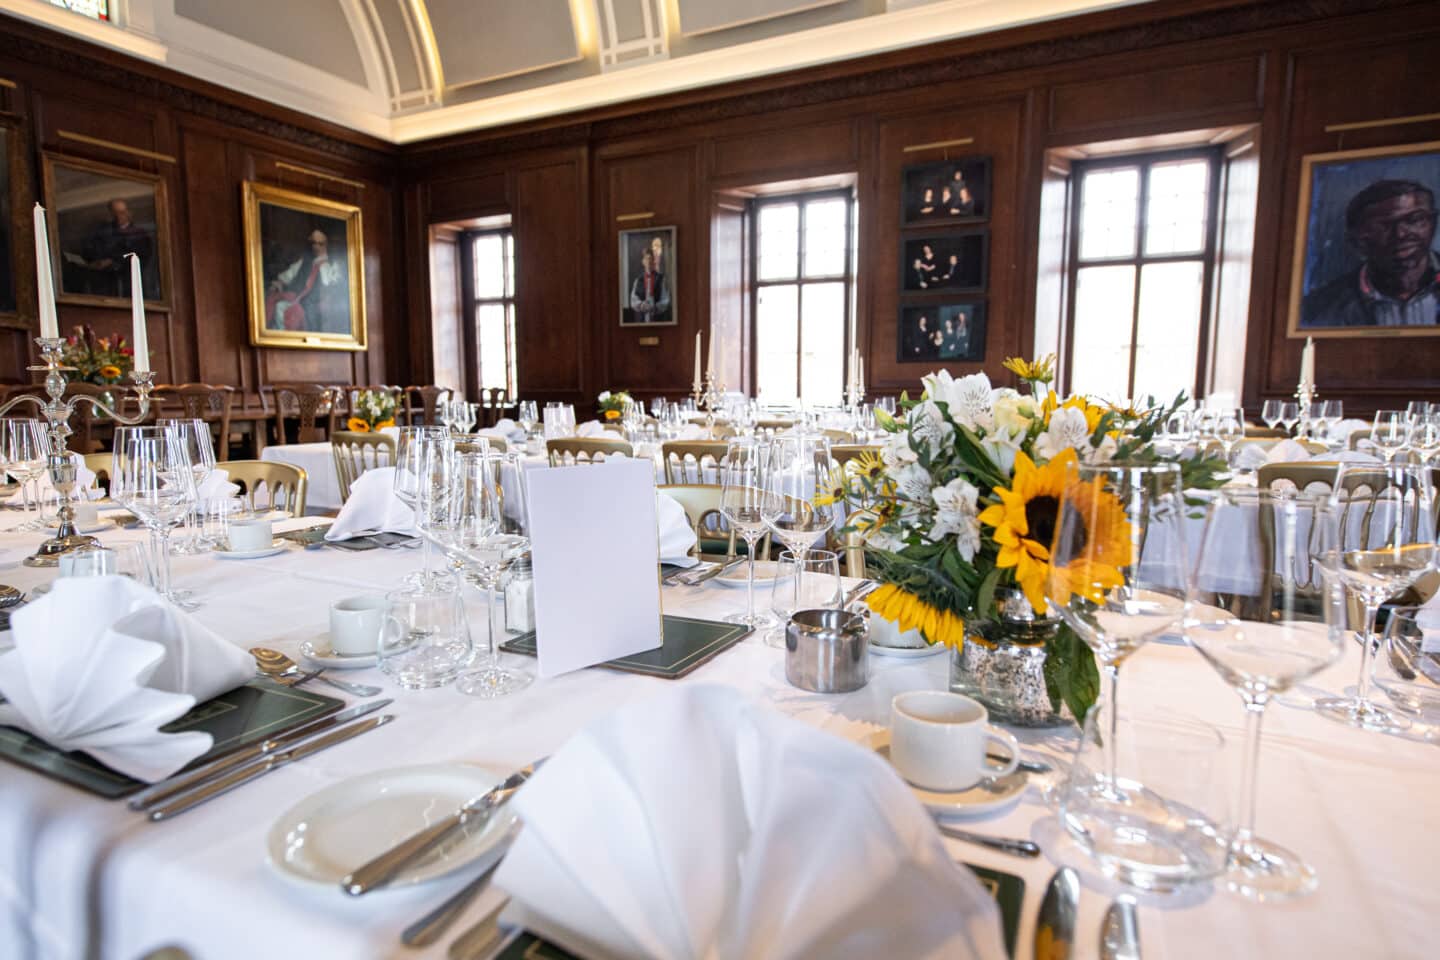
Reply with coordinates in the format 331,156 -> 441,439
1278,402 -> 1300,437
159,419 -> 216,555
517,400 -> 539,437
1215,407 -> 1246,469
1372,607 -> 1440,725
1,420 -> 49,531
761,434 -> 836,641
1185,489 -> 1346,900
1405,400 -> 1432,421
1411,413 -> 1440,465
112,426 -> 196,606
394,426 -> 451,592
1370,410 -> 1412,462
1315,462 -> 1437,731
719,439 -> 770,628
1261,399 -> 1284,432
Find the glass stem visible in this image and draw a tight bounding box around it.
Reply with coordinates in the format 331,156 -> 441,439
484,578 -> 498,665
793,545 -> 808,614
422,537 -> 434,582
1233,697 -> 1267,850
155,527 -> 172,598
1102,661 -> 1121,790
745,535 -> 758,623
1355,599 -> 1381,706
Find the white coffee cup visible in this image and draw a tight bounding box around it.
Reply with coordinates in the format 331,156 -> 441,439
227,517 -> 273,552
329,596 -> 387,656
889,690 -> 1020,791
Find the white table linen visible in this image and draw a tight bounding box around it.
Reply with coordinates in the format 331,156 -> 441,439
0,521 -> 1436,959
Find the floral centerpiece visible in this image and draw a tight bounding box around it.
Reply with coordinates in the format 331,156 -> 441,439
59,325 -> 135,385
838,355 -> 1224,724
346,389 -> 397,432
597,390 -> 633,421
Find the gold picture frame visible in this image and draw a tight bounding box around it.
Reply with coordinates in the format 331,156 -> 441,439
1286,140 -> 1440,338
243,181 -> 366,351
42,153 -> 171,310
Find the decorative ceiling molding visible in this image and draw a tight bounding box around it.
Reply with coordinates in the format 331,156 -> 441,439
596,0 -> 668,71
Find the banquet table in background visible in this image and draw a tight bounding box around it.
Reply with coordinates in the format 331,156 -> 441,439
0,520 -> 1437,960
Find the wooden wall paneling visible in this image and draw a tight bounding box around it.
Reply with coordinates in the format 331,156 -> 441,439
708,117 -> 859,186
515,156 -> 590,404
184,126 -> 250,394
402,181 -> 436,385
1047,54 -> 1265,140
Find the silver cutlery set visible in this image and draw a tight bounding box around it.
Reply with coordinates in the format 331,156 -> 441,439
1036,866 -> 1141,960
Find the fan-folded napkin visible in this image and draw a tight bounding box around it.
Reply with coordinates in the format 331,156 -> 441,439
1232,438 -> 1381,471
494,685 -> 1005,960
577,420 -> 613,439
0,576 -> 254,781
655,490 -> 698,568
196,467 -> 241,501
324,467 -> 416,541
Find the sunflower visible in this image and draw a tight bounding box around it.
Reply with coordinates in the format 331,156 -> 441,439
375,419 -> 395,430
978,449 -> 1076,613
1001,354 -> 1056,384
346,417 -> 370,433
813,466 -> 848,507
1046,471 -> 1133,607
98,364 -> 122,380
866,583 -> 967,649
604,409 -> 621,421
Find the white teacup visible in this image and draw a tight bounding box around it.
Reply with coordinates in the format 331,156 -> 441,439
227,518 -> 273,553
329,596 -> 387,656
889,690 -> 1020,792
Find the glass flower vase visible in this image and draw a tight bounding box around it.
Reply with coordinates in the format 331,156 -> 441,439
949,589 -> 1073,727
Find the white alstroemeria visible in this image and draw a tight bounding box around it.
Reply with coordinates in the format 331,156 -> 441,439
598,390 -> 612,402
892,463 -> 933,504
980,432 -> 1023,475
881,431 -> 918,469
908,399 -> 954,453
1035,406 -> 1094,461
922,370 -> 995,432
1087,433 -> 1118,464
930,477 -> 981,560
864,525 -> 906,553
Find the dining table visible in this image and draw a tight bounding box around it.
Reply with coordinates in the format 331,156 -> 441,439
0,511 -> 1436,960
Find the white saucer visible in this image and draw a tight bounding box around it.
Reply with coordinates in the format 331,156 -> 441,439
714,560 -> 791,588
869,640 -> 947,658
875,743 -> 1027,818
266,764 -> 513,889
300,636 -> 378,669
213,542 -> 287,560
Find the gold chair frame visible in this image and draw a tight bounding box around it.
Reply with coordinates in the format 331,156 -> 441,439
546,437 -> 633,465
330,430 -> 396,503
222,459 -> 308,516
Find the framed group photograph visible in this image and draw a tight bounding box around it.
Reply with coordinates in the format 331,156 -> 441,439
898,301 -> 986,363
901,156 -> 991,226
1287,140 -> 1440,337
901,232 -> 987,293
619,225 -> 676,326
243,181 -> 366,351
42,154 -> 168,308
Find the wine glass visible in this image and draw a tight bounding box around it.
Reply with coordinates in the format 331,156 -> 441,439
761,434 -> 835,640
1410,413 -> 1440,466
1261,399 -> 1283,432
1278,402 -> 1300,438
1372,607 -> 1440,725
1185,489 -> 1346,900
767,549 -> 842,647
1315,462 -> 1437,731
112,426 -> 196,606
1215,407 -> 1246,469
394,426 -> 451,591
517,400 -> 539,436
1405,400 -> 1432,421
159,419 -> 215,555
719,439 -> 770,628
1370,410 -> 1412,462
2,420 -> 49,531
1046,462 -> 1188,838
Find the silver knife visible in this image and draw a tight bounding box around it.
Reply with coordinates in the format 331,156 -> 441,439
343,758 -> 545,896
402,833 -> 515,947
147,714 -> 394,821
129,699 -> 392,811
1100,897 -> 1140,960
1035,867 -> 1080,960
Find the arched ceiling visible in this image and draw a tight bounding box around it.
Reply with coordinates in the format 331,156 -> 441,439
5,0 -> 1155,143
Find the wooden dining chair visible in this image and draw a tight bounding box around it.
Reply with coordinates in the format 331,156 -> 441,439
658,483 -> 773,560
403,385 -> 454,427
661,440 -> 729,484
267,383 -> 334,445
221,460 -> 308,516
546,437 -> 633,465
455,434 -> 506,453
330,430 -> 396,503
1244,425 -> 1287,439
478,387 -> 511,428
154,383 -> 237,459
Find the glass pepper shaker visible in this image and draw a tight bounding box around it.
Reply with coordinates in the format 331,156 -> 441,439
504,555 -> 536,633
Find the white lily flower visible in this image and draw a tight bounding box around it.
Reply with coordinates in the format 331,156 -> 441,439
909,400 -> 954,452
1035,406 -> 1094,461
923,370 -> 995,432
930,477 -> 982,560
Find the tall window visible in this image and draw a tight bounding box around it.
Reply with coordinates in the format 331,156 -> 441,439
752,190 -> 855,405
468,230 -> 517,397
1065,150 -> 1220,403
49,0 -> 108,19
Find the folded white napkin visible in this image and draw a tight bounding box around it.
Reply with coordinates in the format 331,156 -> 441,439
4,453 -> 99,504
493,417 -> 527,442
494,686 -> 1005,960
656,491 -> 699,568
674,423 -> 708,441
196,467 -> 241,502
576,420 -> 610,439
325,467 -> 417,541
0,576 -> 254,781
1233,438 -> 1382,471
1331,418 -> 1368,445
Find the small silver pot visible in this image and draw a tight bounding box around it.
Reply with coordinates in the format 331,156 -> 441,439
785,608 -> 869,693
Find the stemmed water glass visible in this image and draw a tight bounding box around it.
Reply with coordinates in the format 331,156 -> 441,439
1314,462 -> 1437,731
1278,402 -> 1300,438
1405,400 -> 1432,421
1046,462 -> 1188,842
160,419 -> 216,555
1215,407 -> 1245,469
1185,489 -> 1346,900
2,420 -> 48,531
760,434 -> 835,643
1410,413 -> 1440,465
768,549 -> 842,644
394,425 -> 451,591
517,400 -> 539,438
1370,410 -> 1412,462
1261,399 -> 1283,432
719,439 -> 769,628
112,426 -> 197,606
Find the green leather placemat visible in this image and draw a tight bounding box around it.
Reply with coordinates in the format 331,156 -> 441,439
0,679 -> 343,799
499,615 -> 750,679
494,863 -> 1024,959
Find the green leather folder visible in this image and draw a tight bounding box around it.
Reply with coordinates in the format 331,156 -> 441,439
0,679 -> 343,799
499,615 -> 750,679
494,864 -> 1024,958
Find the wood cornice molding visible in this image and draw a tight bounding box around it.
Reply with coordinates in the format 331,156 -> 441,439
403,0 -> 1423,166
0,12 -> 395,169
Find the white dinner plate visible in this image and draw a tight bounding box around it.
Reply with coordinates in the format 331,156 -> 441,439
868,640 -> 947,659
875,743 -> 1026,819
300,635 -> 378,669
713,560 -> 792,588
266,764 -> 513,889
212,542 -> 288,560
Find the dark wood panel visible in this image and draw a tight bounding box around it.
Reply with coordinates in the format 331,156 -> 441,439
515,159 -> 588,397
184,129 -> 249,392
1048,55 -> 1264,137
710,119 -> 856,182
427,171 -> 508,222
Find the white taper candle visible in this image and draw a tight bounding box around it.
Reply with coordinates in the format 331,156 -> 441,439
33,203 -> 59,339
128,253 -> 150,373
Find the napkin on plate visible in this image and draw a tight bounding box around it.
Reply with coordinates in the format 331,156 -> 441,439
0,575 -> 254,781
577,421 -> 613,439
4,453 -> 99,505
673,423 -> 708,441
196,467 -> 241,502
494,685 -> 1005,960
493,417 -> 527,443
656,490 -> 698,568
1232,438 -> 1381,471
324,467 -> 417,541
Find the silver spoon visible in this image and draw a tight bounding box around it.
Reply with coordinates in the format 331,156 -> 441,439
251,647 -> 382,697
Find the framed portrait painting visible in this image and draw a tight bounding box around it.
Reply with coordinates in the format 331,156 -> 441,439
619,225 -> 676,326
1287,140 -> 1440,337
898,301 -> 986,363
901,157 -> 991,226
42,154 -> 169,308
243,181 -> 366,351
901,231 -> 988,294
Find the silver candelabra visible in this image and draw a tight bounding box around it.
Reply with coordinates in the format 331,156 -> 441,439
0,337 -> 155,567
691,371 -> 726,431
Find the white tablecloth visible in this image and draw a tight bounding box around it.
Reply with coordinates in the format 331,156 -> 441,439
0,521 -> 1436,960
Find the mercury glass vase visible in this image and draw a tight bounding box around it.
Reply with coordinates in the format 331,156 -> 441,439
949,589 -> 1072,727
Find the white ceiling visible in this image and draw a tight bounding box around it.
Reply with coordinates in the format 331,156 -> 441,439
3,0 -> 1154,143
